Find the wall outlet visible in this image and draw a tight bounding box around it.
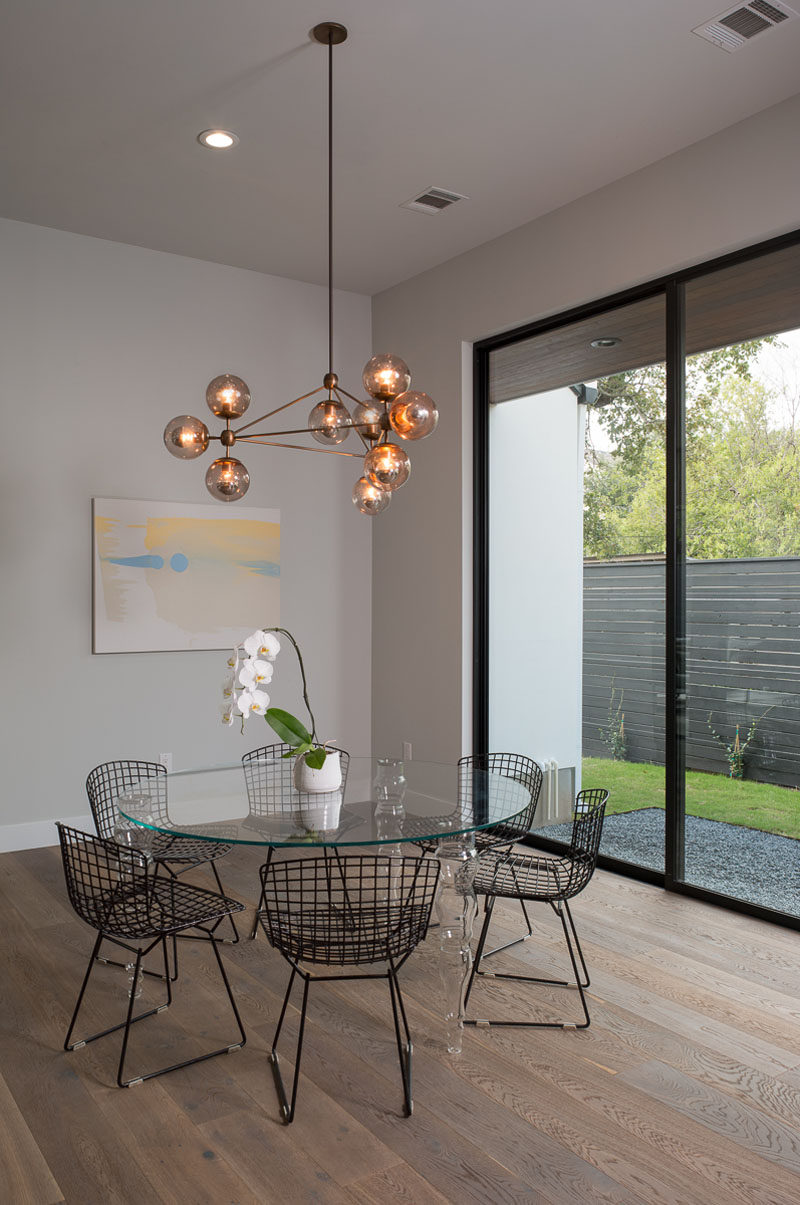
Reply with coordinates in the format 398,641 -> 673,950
402,741 -> 412,762
159,751 -> 173,772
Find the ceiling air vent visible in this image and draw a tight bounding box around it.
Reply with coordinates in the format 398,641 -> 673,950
400,186 -> 468,214
693,1 -> 797,51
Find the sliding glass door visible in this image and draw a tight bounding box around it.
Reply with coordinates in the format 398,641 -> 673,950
475,230 -> 800,926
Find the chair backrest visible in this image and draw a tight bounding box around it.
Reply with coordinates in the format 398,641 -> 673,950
564,788 -> 609,894
260,853 -> 439,967
57,823 -> 152,938
458,753 -> 543,848
86,760 -> 167,839
242,744 -> 351,816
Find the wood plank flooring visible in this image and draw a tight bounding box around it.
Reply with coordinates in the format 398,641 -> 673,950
1,842 -> 799,1204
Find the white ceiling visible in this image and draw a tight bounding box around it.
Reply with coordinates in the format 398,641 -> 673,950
2,0 -> 799,295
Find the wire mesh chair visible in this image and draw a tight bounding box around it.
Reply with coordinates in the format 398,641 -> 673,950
86,761 -> 240,963
57,824 -> 246,1087
242,743 -> 351,939
258,853 -> 439,1123
464,788 -> 608,1030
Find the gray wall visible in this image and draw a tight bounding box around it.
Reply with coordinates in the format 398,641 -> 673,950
371,93 -> 800,764
0,217 -> 373,849
584,557 -> 800,788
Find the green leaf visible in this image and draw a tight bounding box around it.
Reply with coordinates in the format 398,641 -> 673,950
265,707 -> 313,748
304,746 -> 327,770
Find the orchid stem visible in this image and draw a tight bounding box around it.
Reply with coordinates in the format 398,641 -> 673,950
265,627 -> 318,745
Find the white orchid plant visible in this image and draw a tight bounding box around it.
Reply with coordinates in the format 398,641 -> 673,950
221,627 -> 334,769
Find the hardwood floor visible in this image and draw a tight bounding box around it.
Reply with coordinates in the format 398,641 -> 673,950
2,841 -> 800,1204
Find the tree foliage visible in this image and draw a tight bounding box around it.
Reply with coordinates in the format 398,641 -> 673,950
583,339 -> 800,560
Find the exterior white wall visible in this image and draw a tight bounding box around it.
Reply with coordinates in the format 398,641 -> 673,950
0,218 -> 373,850
489,390 -> 584,797
371,92 -> 800,764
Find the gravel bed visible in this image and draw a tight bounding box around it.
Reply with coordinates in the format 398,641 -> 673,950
534,808 -> 800,915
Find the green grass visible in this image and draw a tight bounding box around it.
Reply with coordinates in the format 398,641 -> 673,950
582,756 -> 800,840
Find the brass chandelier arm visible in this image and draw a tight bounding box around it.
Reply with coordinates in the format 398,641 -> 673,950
232,387 -> 327,436
242,438 -> 364,458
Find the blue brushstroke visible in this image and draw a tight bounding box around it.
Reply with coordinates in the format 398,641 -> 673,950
170,553 -> 189,572
241,561 -> 281,577
106,554 -> 164,569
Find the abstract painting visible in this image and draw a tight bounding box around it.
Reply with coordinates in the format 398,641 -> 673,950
92,498 -> 280,653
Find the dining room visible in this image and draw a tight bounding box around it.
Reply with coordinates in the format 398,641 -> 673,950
2,2 -> 800,1202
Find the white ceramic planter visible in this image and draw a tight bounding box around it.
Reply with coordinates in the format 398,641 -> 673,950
292,749 -> 342,794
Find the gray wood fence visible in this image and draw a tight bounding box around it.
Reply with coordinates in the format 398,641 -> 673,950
583,556 -> 800,788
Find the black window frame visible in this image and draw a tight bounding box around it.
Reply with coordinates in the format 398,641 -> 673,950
473,227 -> 800,930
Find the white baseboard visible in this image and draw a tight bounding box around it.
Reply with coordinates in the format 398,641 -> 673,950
0,813 -> 93,854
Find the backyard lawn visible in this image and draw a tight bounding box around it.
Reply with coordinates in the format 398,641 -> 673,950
582,756 -> 800,840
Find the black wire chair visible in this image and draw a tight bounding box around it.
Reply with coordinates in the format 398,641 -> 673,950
464,788 -> 608,1030
242,743 -> 351,939
415,752 -> 542,938
57,824 -> 246,1087
86,761 -> 240,970
258,853 -> 439,1123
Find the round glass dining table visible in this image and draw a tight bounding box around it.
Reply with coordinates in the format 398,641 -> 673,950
118,756 -> 532,1053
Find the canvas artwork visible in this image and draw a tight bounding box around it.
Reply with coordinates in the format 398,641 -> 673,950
92,498 -> 280,653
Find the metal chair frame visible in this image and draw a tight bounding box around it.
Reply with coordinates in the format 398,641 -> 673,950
242,743 -> 351,940
86,761 -> 240,979
258,853 -> 439,1123
464,788 -> 608,1030
57,824 -> 246,1087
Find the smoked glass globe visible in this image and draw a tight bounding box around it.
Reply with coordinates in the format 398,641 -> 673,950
205,457 -> 250,501
352,475 -> 391,516
364,442 -> 411,491
308,399 -> 351,445
351,400 -> 383,442
206,374 -> 251,418
163,415 -> 210,459
389,391 -> 439,441
362,353 -> 411,401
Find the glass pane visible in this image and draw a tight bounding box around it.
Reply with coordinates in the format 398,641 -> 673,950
489,294 -> 667,870
683,242 -> 800,917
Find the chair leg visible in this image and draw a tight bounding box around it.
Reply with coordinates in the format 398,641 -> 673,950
117,931 -> 247,1087
250,848 -> 273,940
65,935 -> 172,1054
210,860 -> 240,944
481,896 -> 535,959
464,897 -> 592,1029
387,964 -> 413,1116
464,895 -> 495,1008
269,966 -> 310,1124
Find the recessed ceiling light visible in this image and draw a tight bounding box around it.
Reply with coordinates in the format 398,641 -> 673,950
197,129 -> 239,149
590,336 -> 622,349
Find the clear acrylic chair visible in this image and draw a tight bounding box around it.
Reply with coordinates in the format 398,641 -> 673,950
258,853 -> 439,1123
57,824 -> 246,1087
464,788 -> 608,1029
86,760 -> 240,965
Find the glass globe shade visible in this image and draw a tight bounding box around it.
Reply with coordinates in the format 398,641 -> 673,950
352,476 -> 391,516
206,374 -> 251,418
364,442 -> 411,491
362,353 -> 411,401
351,400 -> 383,442
308,399 -> 351,445
205,457 -> 250,502
163,415 -> 210,459
389,391 -> 439,441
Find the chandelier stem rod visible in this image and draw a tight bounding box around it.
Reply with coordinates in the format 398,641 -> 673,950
241,437 -> 363,458
327,30 -> 334,380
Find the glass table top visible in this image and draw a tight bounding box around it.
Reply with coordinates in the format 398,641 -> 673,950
116,756 -> 532,848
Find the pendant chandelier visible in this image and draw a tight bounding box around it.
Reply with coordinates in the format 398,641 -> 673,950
163,22 -> 438,517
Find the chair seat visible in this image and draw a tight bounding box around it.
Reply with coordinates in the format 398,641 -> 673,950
85,877 -> 244,941
151,833 -> 233,863
473,850 -> 577,901
265,903 -> 432,967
